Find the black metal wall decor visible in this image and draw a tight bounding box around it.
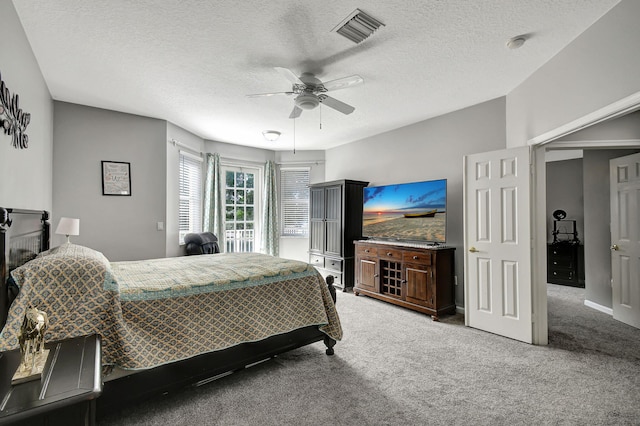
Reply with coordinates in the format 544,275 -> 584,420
0,70 -> 31,149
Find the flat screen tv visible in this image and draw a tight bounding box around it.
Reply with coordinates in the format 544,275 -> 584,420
362,179 -> 447,244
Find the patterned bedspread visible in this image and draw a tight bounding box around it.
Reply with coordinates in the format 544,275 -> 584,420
0,244 -> 341,369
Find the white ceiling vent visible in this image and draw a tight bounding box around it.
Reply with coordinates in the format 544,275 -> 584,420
332,9 -> 384,44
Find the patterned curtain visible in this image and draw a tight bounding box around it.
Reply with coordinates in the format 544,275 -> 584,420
261,160 -> 279,256
203,153 -> 224,250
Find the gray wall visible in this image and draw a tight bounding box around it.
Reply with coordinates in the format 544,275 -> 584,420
53,102 -> 167,261
506,0 -> 640,147
546,158 -> 584,244
325,97 -> 507,307
0,1 -> 53,211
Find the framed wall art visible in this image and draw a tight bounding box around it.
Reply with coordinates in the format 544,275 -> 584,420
102,161 -> 131,196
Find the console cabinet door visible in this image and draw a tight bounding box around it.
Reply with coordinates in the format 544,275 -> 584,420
357,257 -> 378,292
324,185 -> 342,257
405,263 -> 433,308
309,187 -> 325,253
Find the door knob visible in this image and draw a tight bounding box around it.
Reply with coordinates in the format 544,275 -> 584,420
469,247 -> 479,253
611,244 -> 620,251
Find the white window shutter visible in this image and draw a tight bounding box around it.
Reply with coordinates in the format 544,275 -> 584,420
280,168 -> 310,237
179,151 -> 203,244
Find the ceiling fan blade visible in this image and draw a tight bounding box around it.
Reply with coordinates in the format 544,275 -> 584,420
246,91 -> 294,98
275,67 -> 303,85
318,95 -> 355,115
289,105 -> 303,119
322,75 -> 364,92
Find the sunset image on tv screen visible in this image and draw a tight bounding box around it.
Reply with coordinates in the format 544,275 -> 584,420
363,179 -> 446,243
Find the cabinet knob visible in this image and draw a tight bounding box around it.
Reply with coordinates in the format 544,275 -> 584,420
412,255 -> 419,260
387,252 -> 392,256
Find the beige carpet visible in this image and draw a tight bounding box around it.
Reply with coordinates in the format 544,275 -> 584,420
98,283 -> 640,425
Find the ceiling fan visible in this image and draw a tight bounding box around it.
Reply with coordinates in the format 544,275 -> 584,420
247,67 -> 363,119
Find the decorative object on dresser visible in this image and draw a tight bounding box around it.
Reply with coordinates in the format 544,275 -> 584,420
354,240 -> 455,320
308,179 -> 369,292
12,306 -> 50,385
547,211 -> 584,287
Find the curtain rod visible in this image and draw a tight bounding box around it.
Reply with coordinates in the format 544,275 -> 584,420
220,156 -> 266,167
168,139 -> 203,156
276,160 -> 325,166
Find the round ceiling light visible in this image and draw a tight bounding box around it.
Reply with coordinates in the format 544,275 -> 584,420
295,93 -> 320,110
262,130 -> 281,141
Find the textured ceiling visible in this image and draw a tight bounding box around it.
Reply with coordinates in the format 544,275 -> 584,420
13,0 -> 620,151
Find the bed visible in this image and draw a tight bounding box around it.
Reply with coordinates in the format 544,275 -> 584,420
0,207 -> 340,414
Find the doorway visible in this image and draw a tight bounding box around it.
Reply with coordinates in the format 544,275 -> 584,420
533,106 -> 640,340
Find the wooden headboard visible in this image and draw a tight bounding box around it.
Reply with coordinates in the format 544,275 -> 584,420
0,207 -> 50,329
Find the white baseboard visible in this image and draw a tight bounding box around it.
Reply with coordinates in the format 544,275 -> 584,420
456,306 -> 465,315
584,299 -> 613,316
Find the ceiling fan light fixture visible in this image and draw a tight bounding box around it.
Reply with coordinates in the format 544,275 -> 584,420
332,9 -> 385,44
262,130 -> 281,141
295,93 -> 320,110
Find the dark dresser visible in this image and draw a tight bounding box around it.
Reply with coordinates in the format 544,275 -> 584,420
547,242 -> 584,287
0,334 -> 102,426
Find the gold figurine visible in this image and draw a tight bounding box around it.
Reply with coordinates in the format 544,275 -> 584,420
12,306 -> 50,384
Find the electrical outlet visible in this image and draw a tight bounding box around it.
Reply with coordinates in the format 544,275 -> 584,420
157,221 -> 164,231
454,276 -> 458,286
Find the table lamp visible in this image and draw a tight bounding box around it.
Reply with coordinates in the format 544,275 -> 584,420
55,217 -> 79,243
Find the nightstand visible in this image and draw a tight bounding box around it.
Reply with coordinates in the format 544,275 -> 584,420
0,334 -> 102,426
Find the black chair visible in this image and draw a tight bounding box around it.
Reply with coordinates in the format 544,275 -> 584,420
184,232 -> 220,255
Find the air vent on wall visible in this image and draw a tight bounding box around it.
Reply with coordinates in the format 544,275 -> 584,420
332,9 -> 385,44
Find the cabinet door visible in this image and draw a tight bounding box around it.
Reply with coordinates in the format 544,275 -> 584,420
357,257 -> 378,292
405,263 -> 433,307
309,187 -> 325,253
324,185 -> 342,256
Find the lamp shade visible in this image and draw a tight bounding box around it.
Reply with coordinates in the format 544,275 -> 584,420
55,217 -> 80,237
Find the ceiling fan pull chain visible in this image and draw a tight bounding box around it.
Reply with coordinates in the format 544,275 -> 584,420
320,104 -> 322,130
293,118 -> 296,154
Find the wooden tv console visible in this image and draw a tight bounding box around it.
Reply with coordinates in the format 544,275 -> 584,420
353,240 -> 455,320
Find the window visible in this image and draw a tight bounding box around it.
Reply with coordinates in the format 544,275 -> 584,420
280,168 -> 310,237
223,166 -> 260,252
179,151 -> 203,244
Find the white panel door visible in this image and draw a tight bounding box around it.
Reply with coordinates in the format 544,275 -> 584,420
464,146 -> 533,343
610,152 -> 640,329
